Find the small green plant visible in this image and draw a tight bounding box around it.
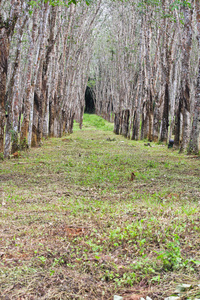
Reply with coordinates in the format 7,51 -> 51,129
103,270 -> 115,281
120,272 -> 136,286
52,257 -> 64,267
49,270 -> 55,276
0,152 -> 4,160
38,256 -> 47,264
130,258 -> 156,275
147,160 -> 157,168
155,235 -> 183,271
151,274 -> 161,283
20,138 -> 29,150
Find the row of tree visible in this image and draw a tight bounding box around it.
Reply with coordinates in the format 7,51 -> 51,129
0,0 -> 102,158
0,0 -> 199,158
90,0 -> 200,154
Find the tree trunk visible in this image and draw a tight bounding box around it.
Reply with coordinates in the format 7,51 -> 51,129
187,84 -> 200,154
49,93 -> 56,138
121,109 -> 130,137
0,28 -> 8,153
114,112 -> 121,135
153,94 -> 160,142
188,0 -> 200,154
160,83 -> 169,142
174,98 -> 182,148
31,93 -> 40,147
21,9 -> 38,146
179,5 -> 193,151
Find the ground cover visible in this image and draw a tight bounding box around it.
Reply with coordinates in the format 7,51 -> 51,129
0,114 -> 200,300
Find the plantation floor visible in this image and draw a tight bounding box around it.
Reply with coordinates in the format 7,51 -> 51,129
0,115 -> 200,300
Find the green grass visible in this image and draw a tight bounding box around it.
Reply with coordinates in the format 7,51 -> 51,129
0,114 -> 200,299
81,113 -> 114,131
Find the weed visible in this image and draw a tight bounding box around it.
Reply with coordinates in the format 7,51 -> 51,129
147,160 -> 157,168
155,235 -> 184,271
38,256 -> 47,264
20,138 -> 29,150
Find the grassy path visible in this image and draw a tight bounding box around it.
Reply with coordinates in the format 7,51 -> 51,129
0,115 -> 200,299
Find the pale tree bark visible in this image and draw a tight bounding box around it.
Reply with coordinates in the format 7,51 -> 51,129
140,18 -> 148,140
131,82 -> 141,140
159,0 -> 170,143
179,4 -> 193,151
159,1 -> 177,143
131,14 -> 143,141
4,10 -> 28,157
168,44 -> 180,141
92,1 -> 140,137
1,0 -> 198,156
41,5 -> 59,140
49,40 -> 59,138
141,12 -> 153,141
52,4 -> 75,137
0,0 -> 20,154
0,27 -> 8,153
152,23 -> 162,142
20,9 -> 39,146
59,0 -> 102,136
188,0 -> 200,154
31,3 -> 50,147
188,73 -> 200,154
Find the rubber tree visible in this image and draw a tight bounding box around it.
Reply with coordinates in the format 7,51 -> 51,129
188,0 -> 200,154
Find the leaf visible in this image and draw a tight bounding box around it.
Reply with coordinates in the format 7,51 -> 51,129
95,255 -> 100,260
192,260 -> 200,265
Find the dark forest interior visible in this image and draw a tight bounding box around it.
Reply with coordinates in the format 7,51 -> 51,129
84,86 -> 95,114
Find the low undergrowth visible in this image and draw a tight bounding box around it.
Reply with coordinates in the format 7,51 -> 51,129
0,114 -> 200,299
